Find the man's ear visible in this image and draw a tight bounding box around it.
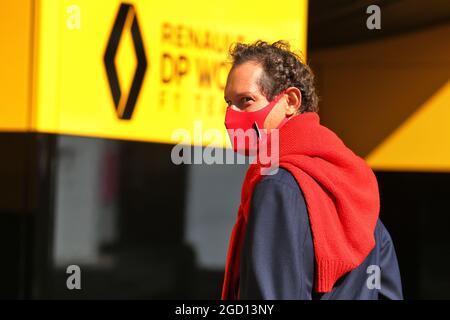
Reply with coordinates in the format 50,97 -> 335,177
284,87 -> 302,116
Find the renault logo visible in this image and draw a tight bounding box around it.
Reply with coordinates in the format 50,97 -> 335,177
104,3 -> 147,120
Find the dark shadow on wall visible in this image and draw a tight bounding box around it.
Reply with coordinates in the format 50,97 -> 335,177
0,133 -> 225,299
376,171 -> 450,299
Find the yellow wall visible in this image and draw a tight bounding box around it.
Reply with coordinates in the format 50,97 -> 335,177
311,23 -> 450,172
0,0 -> 33,131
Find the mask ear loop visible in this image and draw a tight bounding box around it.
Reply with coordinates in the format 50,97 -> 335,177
253,122 -> 261,139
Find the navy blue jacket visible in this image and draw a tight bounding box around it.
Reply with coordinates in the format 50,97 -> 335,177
239,168 -> 403,300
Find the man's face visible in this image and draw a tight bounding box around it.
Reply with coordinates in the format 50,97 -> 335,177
224,61 -> 288,129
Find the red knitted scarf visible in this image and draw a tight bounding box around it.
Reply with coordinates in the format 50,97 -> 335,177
221,112 -> 380,299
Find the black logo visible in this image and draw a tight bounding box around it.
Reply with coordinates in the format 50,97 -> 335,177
104,3 -> 147,120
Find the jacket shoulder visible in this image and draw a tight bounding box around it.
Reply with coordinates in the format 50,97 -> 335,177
258,167 -> 301,191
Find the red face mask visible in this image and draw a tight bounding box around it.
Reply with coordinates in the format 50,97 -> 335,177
224,91 -> 289,155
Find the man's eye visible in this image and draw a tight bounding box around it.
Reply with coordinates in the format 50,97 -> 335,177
241,97 -> 253,103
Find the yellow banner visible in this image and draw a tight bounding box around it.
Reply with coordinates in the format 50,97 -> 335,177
0,0 -> 308,146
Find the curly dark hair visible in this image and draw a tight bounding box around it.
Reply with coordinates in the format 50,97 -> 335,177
228,40 -> 319,113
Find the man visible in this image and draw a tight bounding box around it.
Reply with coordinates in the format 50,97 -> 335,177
221,40 -> 403,300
